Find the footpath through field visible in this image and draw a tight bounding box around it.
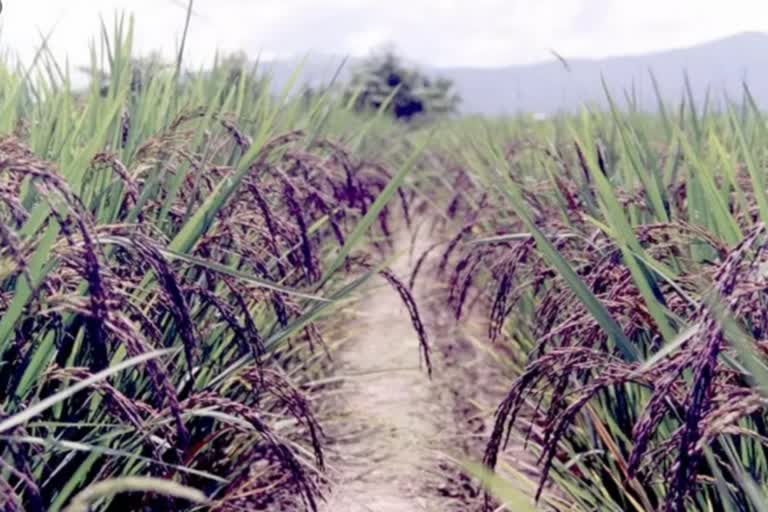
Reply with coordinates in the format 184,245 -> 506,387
319,231 -> 455,512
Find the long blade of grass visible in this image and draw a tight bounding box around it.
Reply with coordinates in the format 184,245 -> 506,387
0,349 -> 175,433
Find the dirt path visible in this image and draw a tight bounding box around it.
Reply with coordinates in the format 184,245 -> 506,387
320,234 -> 455,512
314,224 -> 548,512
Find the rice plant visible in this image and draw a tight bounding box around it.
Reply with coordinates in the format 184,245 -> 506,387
0,14 -> 430,511
421,86 -> 768,511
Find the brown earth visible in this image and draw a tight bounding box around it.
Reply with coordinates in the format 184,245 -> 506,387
316,229 -> 532,512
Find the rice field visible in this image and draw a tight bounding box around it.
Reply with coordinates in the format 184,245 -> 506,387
5,12 -> 768,512
423,95 -> 768,511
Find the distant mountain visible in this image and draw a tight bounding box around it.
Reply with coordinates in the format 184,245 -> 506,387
261,32 -> 768,115
439,32 -> 768,115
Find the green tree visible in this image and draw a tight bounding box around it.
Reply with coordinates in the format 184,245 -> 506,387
344,50 -> 460,120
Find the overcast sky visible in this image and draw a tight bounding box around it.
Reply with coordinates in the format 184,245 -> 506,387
3,0 -> 768,68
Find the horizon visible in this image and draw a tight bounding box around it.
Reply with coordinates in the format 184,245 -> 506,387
51,28 -> 768,116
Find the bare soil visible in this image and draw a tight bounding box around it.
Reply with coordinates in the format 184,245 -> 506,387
319,233 -> 455,511
317,230 -> 512,512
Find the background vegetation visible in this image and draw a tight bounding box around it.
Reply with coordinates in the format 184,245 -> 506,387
343,49 -> 461,120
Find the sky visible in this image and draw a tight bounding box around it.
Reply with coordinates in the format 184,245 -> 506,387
2,0 -> 768,69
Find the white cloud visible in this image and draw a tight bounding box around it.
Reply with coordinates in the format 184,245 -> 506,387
1,0 -> 767,69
